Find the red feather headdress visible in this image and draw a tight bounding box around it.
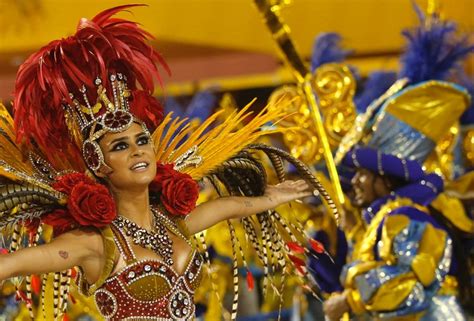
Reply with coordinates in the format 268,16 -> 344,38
14,5 -> 170,170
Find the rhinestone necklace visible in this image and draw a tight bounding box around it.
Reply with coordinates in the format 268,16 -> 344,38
114,208 -> 174,265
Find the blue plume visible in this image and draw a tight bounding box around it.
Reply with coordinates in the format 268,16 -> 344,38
185,89 -> 217,121
399,3 -> 474,84
311,32 -> 353,72
354,71 -> 397,113
164,96 -> 185,119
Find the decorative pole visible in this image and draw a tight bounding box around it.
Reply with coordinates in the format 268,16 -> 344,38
253,0 -> 346,213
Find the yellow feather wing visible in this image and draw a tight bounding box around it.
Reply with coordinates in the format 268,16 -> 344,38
0,103 -> 59,193
0,102 -> 35,179
152,99 -> 287,180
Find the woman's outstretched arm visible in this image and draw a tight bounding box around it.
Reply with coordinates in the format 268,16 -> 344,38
0,228 -> 104,283
186,179 -> 312,234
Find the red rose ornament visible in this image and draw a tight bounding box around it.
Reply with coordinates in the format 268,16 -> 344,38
68,182 -> 117,227
151,163 -> 199,216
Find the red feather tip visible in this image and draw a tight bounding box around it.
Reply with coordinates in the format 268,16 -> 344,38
310,239 -> 325,254
31,275 -> 41,294
287,241 -> 305,254
246,269 -> 255,291
288,254 -> 306,268
15,290 -> 32,305
0,248 -> 8,255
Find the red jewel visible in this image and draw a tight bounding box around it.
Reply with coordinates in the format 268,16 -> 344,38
83,141 -> 100,169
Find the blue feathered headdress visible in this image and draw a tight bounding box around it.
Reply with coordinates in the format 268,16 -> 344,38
399,3 -> 474,84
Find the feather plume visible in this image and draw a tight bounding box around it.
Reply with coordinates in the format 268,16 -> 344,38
399,3 -> 474,84
14,5 -> 169,168
354,71 -> 397,113
311,33 -> 352,71
152,99 -> 287,180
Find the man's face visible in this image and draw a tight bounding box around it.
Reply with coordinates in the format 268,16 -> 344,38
351,169 -> 378,207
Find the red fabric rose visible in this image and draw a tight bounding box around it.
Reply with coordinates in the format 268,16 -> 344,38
43,209 -> 77,237
67,182 -> 117,227
53,173 -> 95,195
150,163 -> 176,193
160,173 -> 199,216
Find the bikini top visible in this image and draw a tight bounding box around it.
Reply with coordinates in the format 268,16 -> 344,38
78,216 -> 203,321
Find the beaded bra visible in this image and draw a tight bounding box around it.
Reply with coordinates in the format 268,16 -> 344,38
93,218 -> 203,321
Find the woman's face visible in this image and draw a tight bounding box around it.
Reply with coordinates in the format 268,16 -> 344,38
96,122 -> 156,191
351,168 -> 390,207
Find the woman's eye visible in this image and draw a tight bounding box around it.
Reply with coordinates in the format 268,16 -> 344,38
137,136 -> 150,145
111,142 -> 128,151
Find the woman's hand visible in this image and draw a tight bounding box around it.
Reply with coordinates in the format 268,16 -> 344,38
323,292 -> 350,321
264,179 -> 313,207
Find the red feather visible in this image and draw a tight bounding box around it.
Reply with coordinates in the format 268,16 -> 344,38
310,239 -> 325,254
15,290 -> 32,305
31,275 -> 41,294
0,248 -> 8,255
62,314 -> 70,321
246,269 -> 255,291
13,5 -> 169,169
286,241 -> 305,254
288,254 -> 306,269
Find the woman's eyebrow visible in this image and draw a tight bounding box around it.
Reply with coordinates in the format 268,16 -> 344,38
108,136 -> 129,146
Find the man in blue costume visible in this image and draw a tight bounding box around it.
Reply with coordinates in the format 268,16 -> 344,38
324,147 -> 466,321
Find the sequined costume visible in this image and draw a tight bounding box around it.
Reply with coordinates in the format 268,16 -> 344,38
340,148 -> 465,320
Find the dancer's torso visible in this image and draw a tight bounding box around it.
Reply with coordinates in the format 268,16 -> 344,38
93,218 -> 203,321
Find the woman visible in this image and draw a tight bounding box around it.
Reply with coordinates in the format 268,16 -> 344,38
0,5 -> 333,321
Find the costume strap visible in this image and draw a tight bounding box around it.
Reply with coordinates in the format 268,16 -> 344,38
110,223 -> 137,265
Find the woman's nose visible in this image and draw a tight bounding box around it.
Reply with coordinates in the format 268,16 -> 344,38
130,144 -> 144,157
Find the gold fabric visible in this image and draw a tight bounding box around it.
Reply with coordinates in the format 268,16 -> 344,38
384,80 -> 470,142
432,193 -> 474,233
367,273 -> 418,311
414,224 -> 447,286
446,170 -> 474,199
378,214 -> 410,263
439,275 -> 459,296
345,288 -> 366,314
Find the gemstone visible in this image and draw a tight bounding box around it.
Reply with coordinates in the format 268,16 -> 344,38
127,271 -> 135,279
187,272 -> 194,279
144,265 -> 152,272
159,266 -> 167,273
183,308 -> 188,315
173,300 -> 178,308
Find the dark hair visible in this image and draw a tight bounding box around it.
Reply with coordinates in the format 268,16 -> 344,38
429,205 -> 474,314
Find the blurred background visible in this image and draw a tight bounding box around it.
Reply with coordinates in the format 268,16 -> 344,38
0,0 -> 472,102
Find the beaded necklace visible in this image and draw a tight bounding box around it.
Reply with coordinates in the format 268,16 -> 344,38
113,207 -> 175,265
